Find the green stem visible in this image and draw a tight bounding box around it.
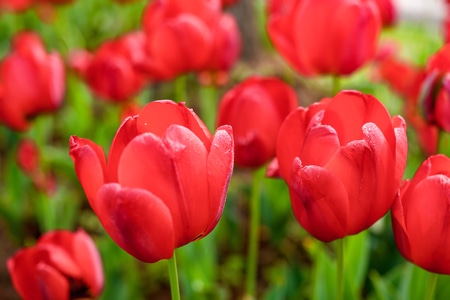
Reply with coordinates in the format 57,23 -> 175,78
168,252 -> 181,300
245,170 -> 263,299
424,272 -> 439,300
174,75 -> 188,104
332,76 -> 341,96
199,84 -> 217,132
335,238 -> 345,300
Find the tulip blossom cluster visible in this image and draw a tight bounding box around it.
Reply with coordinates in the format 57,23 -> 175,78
68,0 -> 241,101
275,90 -> 407,242
0,31 -> 65,131
7,229 -> 104,300
70,100 -> 234,263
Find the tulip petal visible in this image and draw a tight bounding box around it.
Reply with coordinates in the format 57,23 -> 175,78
289,157 -> 348,242
391,181 -> 413,262
95,183 -> 175,263
118,125 -> 211,246
322,91 -> 396,150
137,101 -> 211,148
69,136 -> 106,210
7,249 -> 45,300
204,125 -> 234,236
392,115 -> 407,184
325,122 -> 395,234
301,123 -> 340,167
107,116 -> 139,182
73,230 -> 104,297
404,175 -> 450,274
35,263 -> 70,300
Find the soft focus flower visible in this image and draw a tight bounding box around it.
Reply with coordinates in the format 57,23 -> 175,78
267,0 -> 381,76
70,100 -> 234,263
69,31 -> 148,102
0,31 -> 65,131
276,90 -> 407,242
0,0 -> 34,12
141,0 -> 240,82
372,42 -> 439,155
7,229 -> 104,300
421,44 -> 450,133
372,0 -> 396,27
392,154 -> 450,275
197,12 -> 241,86
16,138 -> 55,194
217,76 -> 297,168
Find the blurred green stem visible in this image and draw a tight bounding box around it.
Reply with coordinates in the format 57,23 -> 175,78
332,76 -> 341,96
168,252 -> 181,300
175,75 -> 188,104
336,238 -> 344,300
245,169 -> 263,299
199,84 -> 217,132
424,272 -> 438,300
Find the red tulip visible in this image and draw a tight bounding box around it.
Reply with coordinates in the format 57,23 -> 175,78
276,90 -> 407,242
217,76 -> 297,168
0,31 -> 65,131
0,0 -> 34,12
221,0 -> 238,7
16,138 -> 55,194
267,0 -> 381,76
197,12 -> 241,86
392,154 -> 450,274
372,0 -> 396,27
69,100 -> 234,263
141,0 -> 219,80
69,31 -> 148,102
7,229 -> 104,300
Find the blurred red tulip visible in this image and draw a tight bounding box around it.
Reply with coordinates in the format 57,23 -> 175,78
421,44 -> 450,134
392,154 -> 450,275
141,0 -> 219,79
198,12 -> 241,86
267,0 -> 382,76
8,229 -> 104,300
276,90 -> 407,242
0,0 -> 34,12
16,138 -> 56,194
69,31 -> 148,102
70,100 -> 234,263
141,0 -> 240,81
217,76 -> 297,168
372,0 -> 396,27
221,0 -> 238,7
0,31 -> 65,131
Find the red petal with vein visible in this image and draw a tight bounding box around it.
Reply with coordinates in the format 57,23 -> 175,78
325,123 -> 395,234
117,126 -> 210,246
96,184 -> 175,263
69,136 -> 107,209
289,158 -> 348,242
204,125 -> 234,235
